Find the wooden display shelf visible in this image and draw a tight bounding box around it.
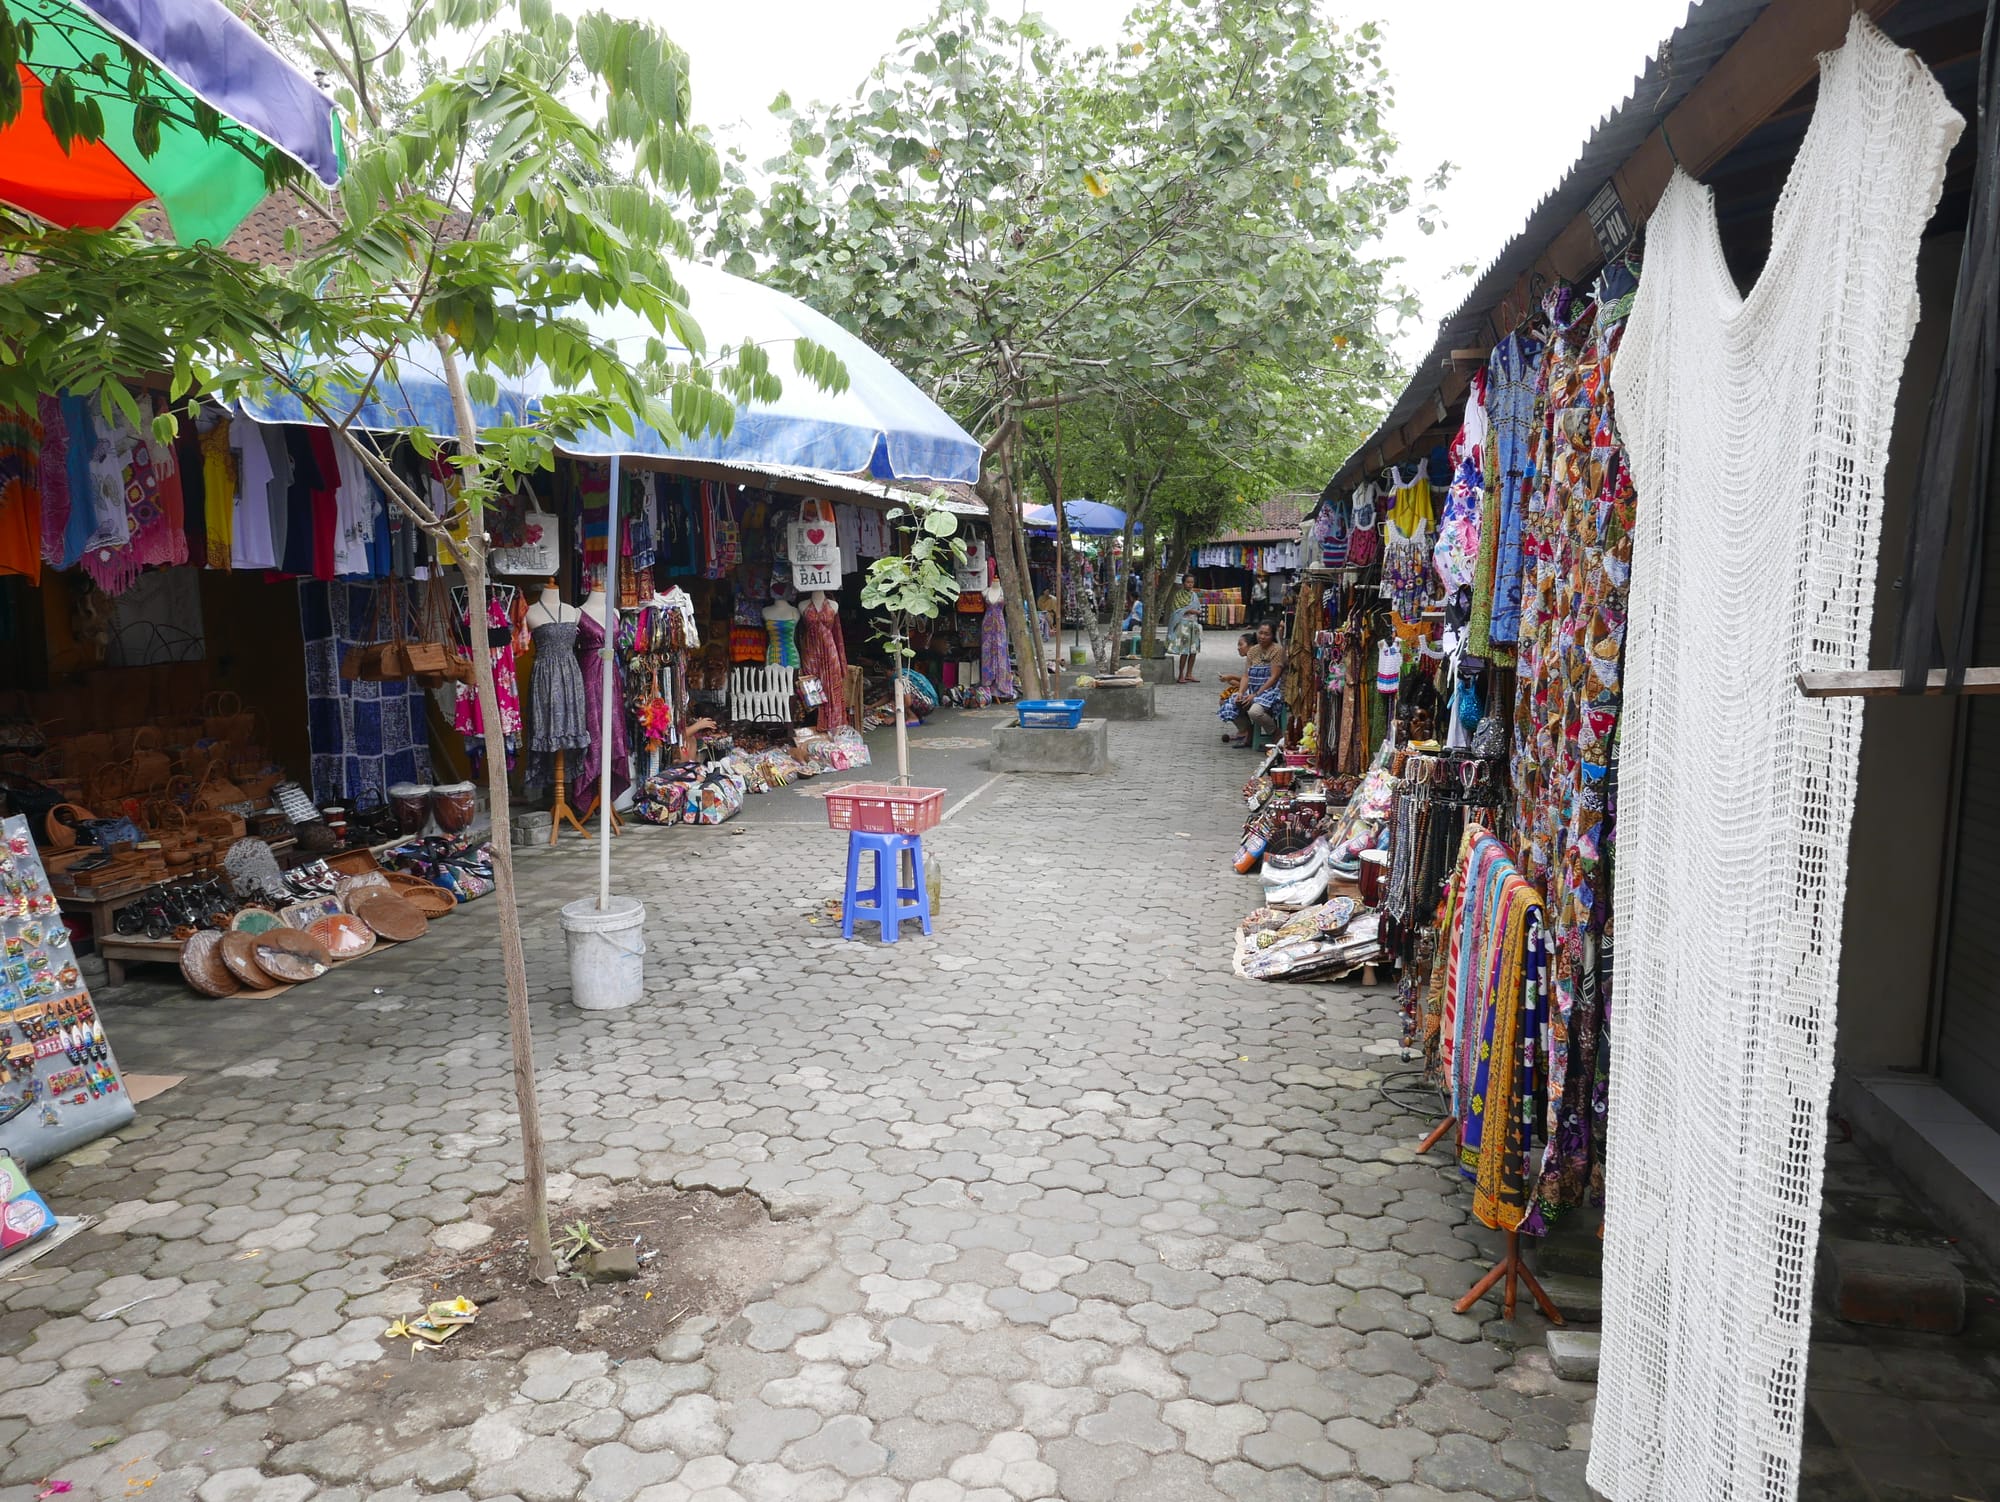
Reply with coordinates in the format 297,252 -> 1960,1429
93,934 -> 182,987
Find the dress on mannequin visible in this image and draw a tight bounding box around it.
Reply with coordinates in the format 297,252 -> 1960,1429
526,584 -> 588,785
800,591 -> 850,731
575,600 -> 629,805
763,594 -> 801,668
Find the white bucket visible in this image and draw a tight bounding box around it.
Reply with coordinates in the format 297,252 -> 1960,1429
560,895 -> 647,1010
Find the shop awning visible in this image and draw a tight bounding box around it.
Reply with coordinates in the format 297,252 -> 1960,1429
1024,499 -> 1130,535
640,456 -> 985,517
0,0 -> 344,246
238,260 -> 984,486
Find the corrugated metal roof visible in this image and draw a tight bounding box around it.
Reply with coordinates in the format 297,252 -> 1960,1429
1214,491 -> 1312,543
1329,0 -> 1773,491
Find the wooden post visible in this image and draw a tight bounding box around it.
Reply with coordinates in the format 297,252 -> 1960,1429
1454,1229 -> 1565,1324
547,749 -> 587,842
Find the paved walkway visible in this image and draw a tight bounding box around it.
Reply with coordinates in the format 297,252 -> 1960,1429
33,634 -> 1982,1501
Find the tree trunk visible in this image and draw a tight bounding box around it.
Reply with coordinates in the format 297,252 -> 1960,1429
1140,537 -> 1187,660
435,339 -> 557,1284
1002,435 -> 1048,693
980,468 -> 1044,700
1106,515 -> 1135,669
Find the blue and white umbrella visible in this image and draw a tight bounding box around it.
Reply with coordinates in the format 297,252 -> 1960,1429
242,260 -> 982,485
1024,499 -> 1132,535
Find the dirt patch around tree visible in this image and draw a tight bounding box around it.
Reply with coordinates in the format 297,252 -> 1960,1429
383,1180 -> 808,1360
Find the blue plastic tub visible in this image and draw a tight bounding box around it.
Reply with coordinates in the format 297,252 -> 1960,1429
1017,698 -> 1085,729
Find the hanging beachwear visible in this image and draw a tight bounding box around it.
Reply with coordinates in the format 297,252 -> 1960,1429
1590,19 -> 1962,1502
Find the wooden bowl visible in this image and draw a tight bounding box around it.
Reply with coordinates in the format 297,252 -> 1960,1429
219,930 -> 278,989
396,883 -> 456,919
179,930 -> 241,998
354,893 -> 428,943
309,913 -> 376,961
252,928 -> 332,984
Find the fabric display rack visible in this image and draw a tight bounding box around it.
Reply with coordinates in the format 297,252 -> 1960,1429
0,814 -> 135,1169
1251,261 -> 1642,1321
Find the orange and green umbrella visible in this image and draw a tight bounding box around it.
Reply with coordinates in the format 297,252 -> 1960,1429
0,0 -> 343,246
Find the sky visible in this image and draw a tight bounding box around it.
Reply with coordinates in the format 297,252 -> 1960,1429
614,0 -> 1700,361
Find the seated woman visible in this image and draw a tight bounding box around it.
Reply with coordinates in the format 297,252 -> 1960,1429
1218,623 -> 1284,748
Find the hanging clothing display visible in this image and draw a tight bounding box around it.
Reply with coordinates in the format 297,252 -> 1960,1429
0,406 -> 40,580
229,416 -> 278,571
33,395 -> 69,571
298,580 -> 434,802
1434,371 -> 1486,594
1381,462 -> 1435,621
81,396 -> 186,594
454,598 -> 522,738
575,608 -> 630,808
527,618 -> 590,787
980,593 -> 1015,699
1469,328 -> 1543,659
800,594 -> 852,731
1591,18 -> 1962,1502
197,419 -> 235,570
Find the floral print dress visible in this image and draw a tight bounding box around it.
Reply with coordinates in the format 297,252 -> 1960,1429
454,598 -> 522,737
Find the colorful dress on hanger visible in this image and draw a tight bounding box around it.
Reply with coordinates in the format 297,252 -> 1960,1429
575,607 -> 630,807
981,596 -> 1016,698
1470,329 -> 1545,659
197,420 -> 235,569
1435,369 -> 1487,594
800,595 -> 852,731
0,407 -> 39,579
1382,463 -> 1435,622
34,395 -> 70,571
454,598 -> 523,738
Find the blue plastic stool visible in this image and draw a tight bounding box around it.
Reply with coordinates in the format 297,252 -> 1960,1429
841,830 -> 932,943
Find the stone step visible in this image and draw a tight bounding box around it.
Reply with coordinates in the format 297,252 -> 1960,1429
1534,1273 -> 1603,1325
1546,1329 -> 1601,1382
1817,1236 -> 1965,1334
1530,1219 -> 1605,1279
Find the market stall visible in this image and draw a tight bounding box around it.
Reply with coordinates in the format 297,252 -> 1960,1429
1242,260 -> 1640,1317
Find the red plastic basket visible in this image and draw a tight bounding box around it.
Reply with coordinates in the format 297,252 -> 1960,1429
824,783 -> 945,834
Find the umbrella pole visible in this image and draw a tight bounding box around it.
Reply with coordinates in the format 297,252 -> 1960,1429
598,454 -> 620,910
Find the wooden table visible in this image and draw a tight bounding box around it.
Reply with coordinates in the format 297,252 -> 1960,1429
93,933 -> 183,986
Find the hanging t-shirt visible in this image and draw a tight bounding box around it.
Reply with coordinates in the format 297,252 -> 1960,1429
331,440 -> 380,577
84,409 -> 134,552
199,420 -> 235,568
56,397 -> 95,569
0,407 -> 41,580
263,423 -> 291,566
279,427 -> 322,577
229,415 -> 278,570
34,395 -> 69,570
834,503 -> 860,576
307,428 -> 341,580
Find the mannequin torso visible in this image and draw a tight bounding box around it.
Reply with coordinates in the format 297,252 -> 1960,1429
527,585 -> 580,628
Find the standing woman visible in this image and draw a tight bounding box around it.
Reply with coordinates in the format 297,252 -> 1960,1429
1165,574 -> 1203,683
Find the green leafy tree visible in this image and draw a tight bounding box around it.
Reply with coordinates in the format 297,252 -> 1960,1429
0,0 -> 843,1282
860,493 -> 966,781
711,0 -> 1411,693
